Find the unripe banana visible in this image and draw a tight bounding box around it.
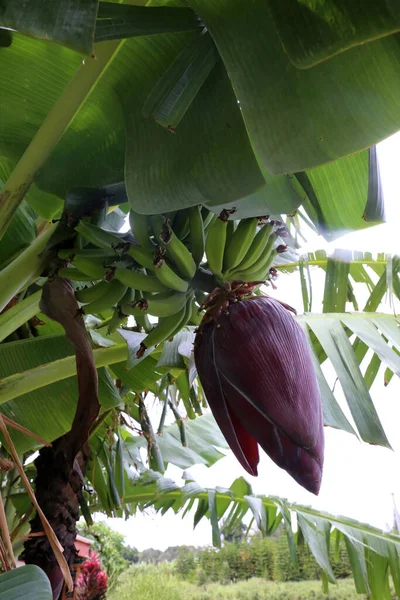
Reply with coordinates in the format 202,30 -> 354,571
168,294 -> 194,338
113,267 -> 168,293
189,298 -> 202,326
129,210 -> 153,251
202,210 -> 217,232
81,279 -> 127,315
121,290 -> 188,318
135,314 -> 153,333
232,222 -> 273,273
153,217 -> 196,279
75,280 -> 110,304
225,219 -> 236,251
75,220 -> 124,250
107,308 -> 126,334
127,245 -> 155,271
232,249 -> 277,282
172,209 -> 190,240
58,248 -> 118,260
223,217 -> 258,272
120,302 -> 147,317
154,258 -> 189,292
136,303 -> 188,357
229,233 -> 275,278
94,315 -> 113,330
205,213 -> 228,276
120,287 -> 136,305
58,267 -> 95,281
72,256 -> 110,279
189,206 -> 205,265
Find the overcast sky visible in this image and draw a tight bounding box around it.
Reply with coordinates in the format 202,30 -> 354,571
103,132 -> 400,551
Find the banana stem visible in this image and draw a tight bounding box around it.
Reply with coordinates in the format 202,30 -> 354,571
157,386 -> 170,435
0,224 -> 56,312
168,399 -> 187,447
138,396 -> 165,473
191,268 -> 219,293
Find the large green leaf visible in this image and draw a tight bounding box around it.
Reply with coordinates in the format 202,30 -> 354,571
0,335 -> 121,453
269,0 -> 400,69
0,0 -> 98,54
1,311 -> 399,447
303,315 -> 390,447
125,54 -> 265,213
297,514 -> 335,582
189,0 -> 400,174
125,412 -> 227,469
95,2 -> 201,42
0,4 -> 389,234
0,565 -> 52,600
297,149 -> 385,238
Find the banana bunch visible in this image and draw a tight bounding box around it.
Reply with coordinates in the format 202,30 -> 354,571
205,210 -> 284,283
56,205 -> 287,352
57,210 -> 205,349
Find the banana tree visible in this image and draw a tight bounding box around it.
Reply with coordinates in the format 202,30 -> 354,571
0,1 -> 400,598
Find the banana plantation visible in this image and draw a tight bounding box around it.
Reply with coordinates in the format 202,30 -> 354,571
0,1 -> 400,599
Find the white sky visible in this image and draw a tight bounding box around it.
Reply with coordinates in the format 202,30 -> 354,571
104,132 -> 400,551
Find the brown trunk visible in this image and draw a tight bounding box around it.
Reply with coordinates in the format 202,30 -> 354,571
22,276 -> 101,599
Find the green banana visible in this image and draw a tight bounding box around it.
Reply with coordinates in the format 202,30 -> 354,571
127,245 -> 155,271
225,219 -> 236,251
232,249 -> 277,282
150,215 -> 164,242
94,315 -> 114,329
75,280 -> 110,304
202,209 -> 217,232
189,206 -> 205,265
58,248 -> 118,260
75,220 -> 124,250
172,209 -> 190,240
120,287 -> 136,305
189,298 -> 202,326
122,290 -> 188,318
58,267 -> 95,281
168,294 -> 193,338
129,210 -> 153,251
205,214 -> 228,276
81,279 -> 127,315
136,300 -> 189,357
144,290 -> 190,317
119,302 -> 148,317
154,217 -> 196,279
232,222 -> 273,273
72,256 -> 110,279
231,234 -> 276,278
107,308 -> 126,334
114,267 -> 168,292
154,257 -> 189,292
135,314 -> 153,333
223,217 -> 258,272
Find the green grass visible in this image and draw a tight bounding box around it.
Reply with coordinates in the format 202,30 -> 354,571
109,564 -> 362,600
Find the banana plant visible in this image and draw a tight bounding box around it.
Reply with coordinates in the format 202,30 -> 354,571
0,2 -> 400,597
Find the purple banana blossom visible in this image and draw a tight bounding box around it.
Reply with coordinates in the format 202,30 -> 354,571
194,290 -> 324,495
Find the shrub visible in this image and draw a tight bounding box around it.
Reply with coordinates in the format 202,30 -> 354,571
76,552 -> 108,600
